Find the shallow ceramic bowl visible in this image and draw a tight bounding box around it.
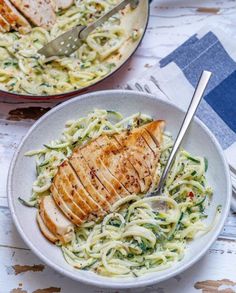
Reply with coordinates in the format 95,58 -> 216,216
8,90 -> 231,289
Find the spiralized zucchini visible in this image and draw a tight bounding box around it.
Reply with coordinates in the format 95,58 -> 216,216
0,0 -> 140,95
24,109 -> 218,278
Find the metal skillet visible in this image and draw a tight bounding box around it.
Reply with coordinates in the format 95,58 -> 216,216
0,0 -> 152,101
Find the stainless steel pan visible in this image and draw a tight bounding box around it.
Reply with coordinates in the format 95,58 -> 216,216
0,0 -> 151,100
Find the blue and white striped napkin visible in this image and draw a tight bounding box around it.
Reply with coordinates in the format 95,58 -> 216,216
127,26 -> 236,210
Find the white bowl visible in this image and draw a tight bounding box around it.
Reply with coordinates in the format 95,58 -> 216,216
7,90 -> 231,289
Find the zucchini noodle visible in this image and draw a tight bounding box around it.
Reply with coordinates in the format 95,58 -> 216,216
23,109 -> 219,278
0,0 -> 140,95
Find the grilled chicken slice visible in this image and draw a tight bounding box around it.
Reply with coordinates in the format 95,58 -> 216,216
142,129 -> 159,155
115,122 -> 165,185
39,195 -> 74,244
51,183 -> 84,226
52,164 -> 94,224
145,120 -> 165,148
141,129 -> 160,171
0,15 -> 10,32
143,121 -> 165,186
80,139 -> 130,198
39,120 -> 165,240
36,211 -> 58,243
96,135 -> 144,193
0,0 -> 31,34
61,161 -> 102,217
9,0 -> 56,29
110,136 -> 148,192
70,154 -> 111,212
79,147 -> 122,204
95,136 -> 137,195
114,131 -> 153,193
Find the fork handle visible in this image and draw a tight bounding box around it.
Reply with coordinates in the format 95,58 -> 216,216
79,0 -> 138,39
156,70 -> 212,194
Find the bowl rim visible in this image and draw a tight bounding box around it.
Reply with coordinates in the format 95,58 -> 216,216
7,89 -> 232,289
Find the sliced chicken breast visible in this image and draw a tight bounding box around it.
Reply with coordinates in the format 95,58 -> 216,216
95,137 -> 132,196
97,135 -> 144,193
142,121 -> 165,187
114,131 -> 153,193
9,0 -> 56,29
39,195 -> 74,243
0,14 -> 10,32
36,211 -> 58,243
142,129 -> 159,154
52,166 -> 89,223
55,173 -> 91,218
79,147 -> 121,204
61,161 -> 102,217
110,136 -> 147,192
141,129 -> 160,172
80,139 -> 129,198
0,0 -> 31,34
144,120 -> 165,148
51,183 -> 84,226
70,154 -> 111,212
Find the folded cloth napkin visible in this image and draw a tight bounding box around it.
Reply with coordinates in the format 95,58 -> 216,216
127,26 -> 236,210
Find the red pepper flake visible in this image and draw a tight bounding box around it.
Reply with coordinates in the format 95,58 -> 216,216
188,191 -> 194,199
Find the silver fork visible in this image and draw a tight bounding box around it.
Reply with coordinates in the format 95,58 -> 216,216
148,70 -> 212,197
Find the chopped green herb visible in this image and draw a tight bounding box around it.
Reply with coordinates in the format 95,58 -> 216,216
204,157 -> 208,172
40,83 -> 51,87
3,60 -> 18,68
82,260 -> 97,270
187,156 -> 200,163
137,240 -> 151,253
43,142 -> 70,150
108,218 -> 121,227
168,212 -> 184,240
193,196 -> 206,207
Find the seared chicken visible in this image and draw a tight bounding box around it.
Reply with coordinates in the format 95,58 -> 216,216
0,14 -> 10,32
9,0 -> 56,29
39,195 -> 74,244
38,120 -> 165,243
0,0 -> 73,34
0,0 -> 31,34
36,211 -> 58,243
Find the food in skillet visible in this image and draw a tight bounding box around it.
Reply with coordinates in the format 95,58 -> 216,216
21,109 -> 219,277
0,0 -> 142,95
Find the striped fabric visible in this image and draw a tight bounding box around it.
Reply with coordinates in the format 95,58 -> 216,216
127,26 -> 236,209
159,30 -> 236,149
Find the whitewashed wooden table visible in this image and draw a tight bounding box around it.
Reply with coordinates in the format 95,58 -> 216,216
1,1 -> 236,292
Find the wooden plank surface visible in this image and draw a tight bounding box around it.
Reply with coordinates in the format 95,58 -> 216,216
0,239 -> 236,293
1,0 -> 236,292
